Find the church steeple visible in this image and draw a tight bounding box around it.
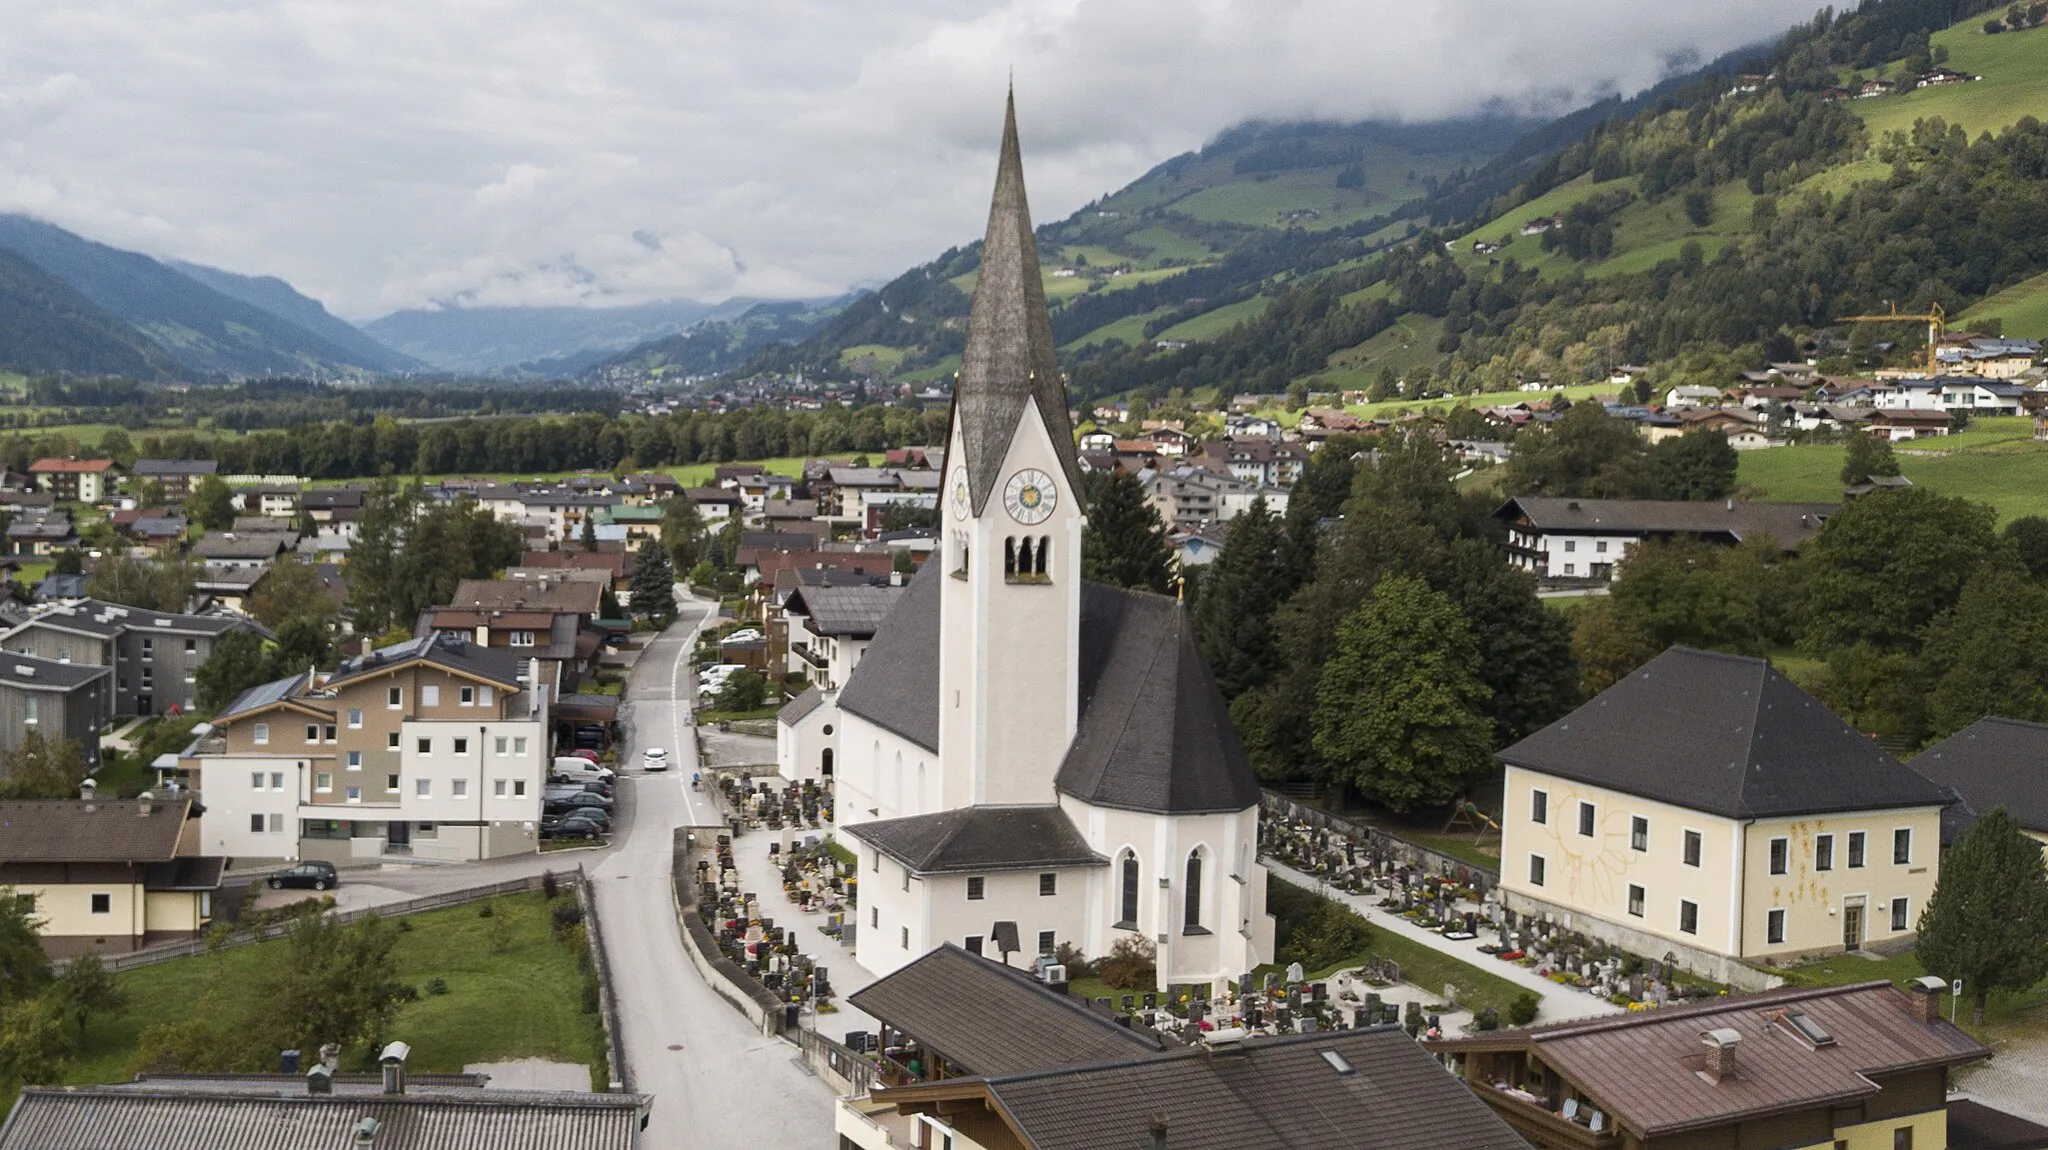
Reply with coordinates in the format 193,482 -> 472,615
950,90 -> 1084,516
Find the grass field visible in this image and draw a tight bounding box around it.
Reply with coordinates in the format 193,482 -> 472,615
1849,21 -> 2048,142
1962,269 -> 2048,339
1156,295 -> 1272,342
1736,418 -> 2048,522
836,344 -> 906,371
1063,308 -> 1171,352
60,892 -> 605,1093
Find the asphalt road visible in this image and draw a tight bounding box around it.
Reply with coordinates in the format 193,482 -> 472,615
587,593 -> 835,1148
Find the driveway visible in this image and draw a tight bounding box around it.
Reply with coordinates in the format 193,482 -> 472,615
586,593 -> 836,1148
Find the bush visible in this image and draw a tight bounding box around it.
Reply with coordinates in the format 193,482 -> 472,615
550,902 -> 585,935
1507,992 -> 1540,1027
424,977 -> 449,996
1268,880 -> 1373,972
541,871 -> 560,900
478,901 -> 495,918
1096,937 -> 1157,990
1053,941 -> 1096,979
712,669 -> 768,712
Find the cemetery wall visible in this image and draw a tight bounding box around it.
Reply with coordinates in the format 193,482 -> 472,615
1261,792 -> 1498,891
1499,886 -> 1783,992
671,830 -> 785,1036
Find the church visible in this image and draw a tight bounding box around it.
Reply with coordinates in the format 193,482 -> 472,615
777,95 -> 1274,993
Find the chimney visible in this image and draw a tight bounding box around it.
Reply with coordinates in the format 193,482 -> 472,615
1148,1116 -> 1168,1150
1909,975 -> 1947,1024
306,1063 -> 333,1095
1700,1028 -> 1741,1084
379,1040 -> 411,1094
78,778 -> 96,801
320,1043 -> 342,1072
352,1117 -> 381,1146
1726,498 -> 1735,512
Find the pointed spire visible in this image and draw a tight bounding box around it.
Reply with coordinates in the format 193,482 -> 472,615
950,91 -> 1083,516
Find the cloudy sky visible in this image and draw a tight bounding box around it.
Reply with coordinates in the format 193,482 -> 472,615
0,0 -> 1823,322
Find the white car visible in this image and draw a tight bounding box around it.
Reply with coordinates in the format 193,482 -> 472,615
721,628 -> 763,644
642,747 -> 669,772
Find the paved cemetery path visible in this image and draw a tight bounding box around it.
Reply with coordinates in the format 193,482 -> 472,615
1264,860 -> 1624,1024
587,595 -> 836,1149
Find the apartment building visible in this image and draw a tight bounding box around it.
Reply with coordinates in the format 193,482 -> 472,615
1,599 -> 264,717
184,633 -> 549,864
29,457 -> 117,504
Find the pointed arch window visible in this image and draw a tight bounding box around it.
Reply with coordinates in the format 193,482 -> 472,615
1184,849 -> 1206,932
1117,850 -> 1139,928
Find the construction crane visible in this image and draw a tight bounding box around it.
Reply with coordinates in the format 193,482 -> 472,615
1837,300 -> 1945,376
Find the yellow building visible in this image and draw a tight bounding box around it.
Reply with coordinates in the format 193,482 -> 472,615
1497,647 -> 1950,987
0,797 -> 223,956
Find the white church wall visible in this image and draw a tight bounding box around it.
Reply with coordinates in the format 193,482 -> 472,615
832,712 -> 934,830
918,868 -> 1094,968
776,694 -> 839,784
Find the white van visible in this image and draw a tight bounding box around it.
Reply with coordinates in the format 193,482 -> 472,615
551,757 -> 615,783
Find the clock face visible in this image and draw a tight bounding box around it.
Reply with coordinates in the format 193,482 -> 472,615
1004,468 -> 1058,525
950,469 -> 971,521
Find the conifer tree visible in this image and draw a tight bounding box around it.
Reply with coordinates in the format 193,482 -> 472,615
1080,470 -> 1172,594
629,538 -> 676,624
1194,498 -> 1284,698
1917,807 -> 2048,1024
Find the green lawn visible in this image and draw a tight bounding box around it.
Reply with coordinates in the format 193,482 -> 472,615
1849,21 -> 2048,142
1166,169 -> 1408,231
1778,950 -> 2048,1044
836,344 -> 907,371
1736,418 -> 2048,522
62,892 -> 605,1090
1962,269 -> 2048,339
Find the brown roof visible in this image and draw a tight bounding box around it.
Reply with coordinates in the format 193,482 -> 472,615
0,798 -> 193,862
1433,982 -> 1988,1138
518,550 -> 629,578
447,578 -> 602,616
29,458 -> 115,474
428,609 -> 558,630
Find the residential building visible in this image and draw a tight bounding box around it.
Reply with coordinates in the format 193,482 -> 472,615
0,797 -> 223,955
1497,647 -> 1951,985
1204,437 -> 1307,487
0,655 -> 113,767
193,531 -> 295,568
418,575 -> 605,692
298,486 -> 363,522
29,457 -> 116,504
185,633 -> 548,863
1664,385 -> 1723,408
1866,409 -> 1954,440
840,945 -> 1526,1150
781,583 -> 901,693
600,503 -> 664,544
821,101 -> 1273,992
1496,497 -> 1835,582
194,563 -> 272,613
1433,980 -> 1991,1150
236,482 -> 302,518
0,1052 -> 651,1150
1911,715 -> 2048,853
5,512 -> 77,557
682,486 -> 743,522
1,599 -> 263,717
130,459 -> 219,501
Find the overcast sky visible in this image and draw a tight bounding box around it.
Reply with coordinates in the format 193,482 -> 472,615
0,0 -> 1823,322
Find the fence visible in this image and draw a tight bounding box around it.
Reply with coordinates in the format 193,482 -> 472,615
87,871 -> 568,973
1261,791 -> 1501,892
795,1026 -> 875,1098
575,865 -> 631,1092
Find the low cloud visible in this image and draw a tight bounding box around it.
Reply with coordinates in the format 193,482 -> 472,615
0,0 -> 1818,320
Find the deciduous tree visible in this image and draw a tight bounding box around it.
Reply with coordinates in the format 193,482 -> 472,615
1797,488 -> 1998,654
1917,807 -> 2048,1024
0,734 -> 90,801
195,629 -> 277,713
1839,431 -> 1900,486
186,474 -> 235,530
1646,429 -> 1738,501
1920,559 -> 2048,738
53,954 -> 125,1039
246,556 -> 337,631
0,887 -> 51,1005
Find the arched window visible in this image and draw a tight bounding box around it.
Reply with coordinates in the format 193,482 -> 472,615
820,748 -> 834,777
1003,537 -> 1017,577
1017,536 -> 1034,575
1118,850 -> 1140,927
1184,850 -> 1204,930
1035,535 -> 1049,576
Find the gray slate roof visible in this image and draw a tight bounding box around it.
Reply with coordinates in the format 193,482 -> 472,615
948,93 -> 1084,516
327,632 -> 525,690
193,533 -> 295,559
1912,716 -> 2048,834
217,672 -> 314,720
0,798 -> 193,862
849,944 -> 1160,1077
849,806 -> 1106,874
0,653 -> 111,691
786,584 -> 902,637
976,1028 -> 1527,1150
836,564 -> 1262,815
132,459 -> 219,476
1498,647 -> 1950,819
1497,496 -> 1836,547
777,684 -> 827,725
0,1084 -> 650,1150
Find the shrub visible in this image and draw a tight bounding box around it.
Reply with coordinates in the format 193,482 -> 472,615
478,901 -> 495,918
1507,992 -> 1540,1027
1053,941 -> 1096,979
424,977 -> 449,997
541,871 -> 560,900
551,902 -> 585,935
1268,880 -> 1373,972
1096,937 -> 1157,990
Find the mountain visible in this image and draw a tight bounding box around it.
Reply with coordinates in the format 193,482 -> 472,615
364,298 -> 765,374
588,298 -> 849,380
0,214 -> 401,378
169,260 -> 421,373
0,247 -> 182,378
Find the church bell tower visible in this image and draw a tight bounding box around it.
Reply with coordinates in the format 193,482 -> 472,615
936,92 -> 1088,810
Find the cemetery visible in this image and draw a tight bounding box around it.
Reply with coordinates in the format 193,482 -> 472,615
689,827 -> 842,1028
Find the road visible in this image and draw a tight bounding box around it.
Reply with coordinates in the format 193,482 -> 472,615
587,593 -> 835,1148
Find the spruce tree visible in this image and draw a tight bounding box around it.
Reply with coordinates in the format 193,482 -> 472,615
1194,498 -> 1284,698
1080,470 -> 1173,593
1916,807 -> 2048,1024
581,513 -> 599,553
629,539 -> 677,624
1312,576 -> 1494,812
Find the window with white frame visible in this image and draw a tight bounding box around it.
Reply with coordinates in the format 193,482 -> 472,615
387,732 -> 400,750
416,779 -> 431,798
388,686 -> 402,708
417,737 -> 431,755
1679,900 -> 1699,935
250,814 -> 265,833
345,786 -> 361,803
452,737 -> 468,755
315,772 -> 332,792
452,779 -> 468,798
346,751 -> 362,769
254,722 -> 269,745
494,736 -> 508,755
460,686 -> 475,705
1531,789 -> 1548,825
347,708 -> 362,728
21,697 -> 37,726
513,736 -> 528,755
1816,833 -> 1834,872
1769,837 -> 1789,875
1767,908 -> 1787,944
250,771 -> 265,791
270,771 -> 283,790
386,774 -> 400,793
479,686 -> 494,706
1893,827 -> 1913,865
1683,829 -> 1702,867
513,779 -> 526,797
1529,854 -> 1546,886
1891,897 -> 1909,931
422,685 -> 440,707
510,631 -> 535,647
269,813 -> 283,832
494,779 -> 507,797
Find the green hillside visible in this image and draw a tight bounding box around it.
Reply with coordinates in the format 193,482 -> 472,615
0,248 -> 181,378
1738,417 -> 2048,522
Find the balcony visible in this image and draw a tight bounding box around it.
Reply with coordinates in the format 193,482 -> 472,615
1476,1086 -> 1622,1148
834,1095 -> 919,1149
791,643 -> 828,670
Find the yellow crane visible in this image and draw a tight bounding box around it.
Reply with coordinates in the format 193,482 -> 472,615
1837,300 -> 1945,376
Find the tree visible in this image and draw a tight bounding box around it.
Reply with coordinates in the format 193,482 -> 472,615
1646,430 -> 1738,501
660,496 -> 705,574
1797,488 -> 1999,655
343,477 -> 409,636
878,503 -> 940,533
246,556 -> 337,631
1917,807 -> 2048,1024
186,474 -> 235,529
1193,499 -> 1285,698
1839,432 -> 1900,486
86,555 -> 198,613
712,669 -> 767,712
629,539 -> 676,624
0,734 -> 90,801
2003,516 -> 2048,579
0,887 -> 51,1006
271,616 -> 335,674
1502,403 -> 1649,498
1682,187 -> 1714,227
392,496 -> 522,623
1312,576 -> 1494,811
134,477 -> 167,508
1920,559 -> 2048,738
52,953 -> 125,1039
1080,470 -> 1172,593
51,550 -> 82,576
1571,597 -> 1659,695
196,629 -> 277,713
0,994 -> 75,1090
266,913 -> 407,1056
1284,379 -> 1310,411
580,513 -> 598,553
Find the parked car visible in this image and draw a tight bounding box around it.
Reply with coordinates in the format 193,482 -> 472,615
544,787 -> 613,809
642,747 -> 669,771
551,757 -> 614,783
721,629 -> 763,644
555,805 -> 611,828
267,861 -> 338,891
566,749 -> 602,762
540,815 -> 604,840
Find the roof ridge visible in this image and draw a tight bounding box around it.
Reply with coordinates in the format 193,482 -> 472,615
1518,981 -> 1898,1042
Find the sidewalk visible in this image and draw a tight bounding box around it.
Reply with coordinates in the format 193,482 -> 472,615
1264,859 -> 1622,1023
